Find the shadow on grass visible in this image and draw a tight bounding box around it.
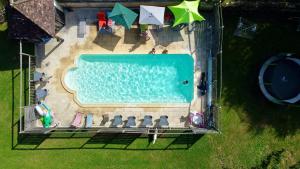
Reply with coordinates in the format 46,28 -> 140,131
0,31 -> 33,70
12,131 -> 204,150
251,149 -> 299,169
222,11 -> 300,137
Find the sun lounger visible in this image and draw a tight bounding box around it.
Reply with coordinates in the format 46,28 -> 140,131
142,115 -> 153,127
85,113 -> 93,128
33,71 -> 50,82
35,102 -> 51,116
125,116 -> 136,128
36,89 -> 48,102
33,71 -> 51,83
33,71 -> 43,82
159,115 -> 169,128
78,18 -> 86,38
71,112 -> 83,128
100,114 -> 109,126
112,115 -> 122,127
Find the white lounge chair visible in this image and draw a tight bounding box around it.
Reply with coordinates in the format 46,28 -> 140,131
125,116 -> 136,128
142,115 -> 153,127
112,115 -> 122,127
159,115 -> 169,128
36,89 -> 48,102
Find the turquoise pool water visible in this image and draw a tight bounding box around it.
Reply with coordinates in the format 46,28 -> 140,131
64,54 -> 194,104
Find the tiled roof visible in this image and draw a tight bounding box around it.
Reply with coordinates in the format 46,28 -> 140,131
12,0 -> 55,36
7,6 -> 52,43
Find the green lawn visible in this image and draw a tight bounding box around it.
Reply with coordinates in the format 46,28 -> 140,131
0,12 -> 300,169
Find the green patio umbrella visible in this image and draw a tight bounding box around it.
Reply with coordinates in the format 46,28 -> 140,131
168,0 -> 205,27
108,3 -> 138,29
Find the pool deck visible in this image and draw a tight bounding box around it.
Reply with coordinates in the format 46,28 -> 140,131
35,9 -> 211,128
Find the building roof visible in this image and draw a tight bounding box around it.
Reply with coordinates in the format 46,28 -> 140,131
7,6 -> 52,43
12,0 -> 55,36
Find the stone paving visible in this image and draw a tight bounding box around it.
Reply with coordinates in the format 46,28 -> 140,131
35,9 -> 207,128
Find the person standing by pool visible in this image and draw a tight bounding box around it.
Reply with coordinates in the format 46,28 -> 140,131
149,48 -> 156,54
162,49 -> 168,54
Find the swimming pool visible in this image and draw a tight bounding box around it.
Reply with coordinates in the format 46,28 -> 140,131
63,54 -> 194,104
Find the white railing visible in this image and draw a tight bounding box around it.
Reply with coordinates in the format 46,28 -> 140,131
19,40 -> 36,133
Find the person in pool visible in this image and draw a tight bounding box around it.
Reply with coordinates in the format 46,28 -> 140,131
182,80 -> 189,85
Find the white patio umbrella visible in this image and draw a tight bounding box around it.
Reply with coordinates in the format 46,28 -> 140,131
139,5 -> 165,25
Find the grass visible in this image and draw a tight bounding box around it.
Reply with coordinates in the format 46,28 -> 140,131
0,11 -> 300,169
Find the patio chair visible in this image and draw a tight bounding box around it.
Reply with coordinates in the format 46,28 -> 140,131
112,115 -> 122,127
35,89 -> 48,102
85,113 -> 93,128
71,112 -> 83,128
142,115 -> 153,127
159,115 -> 169,128
125,116 -> 136,128
78,18 -> 86,38
97,11 -> 107,32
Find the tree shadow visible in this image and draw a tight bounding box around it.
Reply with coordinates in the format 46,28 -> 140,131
222,11 -> 300,137
251,149 -> 298,169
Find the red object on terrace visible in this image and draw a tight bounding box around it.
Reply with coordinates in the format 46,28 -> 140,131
164,12 -> 173,23
97,11 -> 107,29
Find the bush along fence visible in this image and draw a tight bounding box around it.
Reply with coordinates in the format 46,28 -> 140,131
0,8 -> 5,23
